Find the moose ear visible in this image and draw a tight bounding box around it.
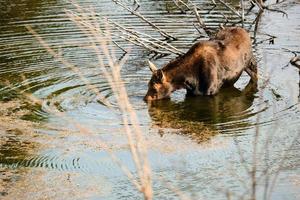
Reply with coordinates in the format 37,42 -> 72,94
156,69 -> 165,81
148,60 -> 158,73
218,41 -> 226,49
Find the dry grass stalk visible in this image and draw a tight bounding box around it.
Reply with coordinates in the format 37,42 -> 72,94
26,4 -> 153,199
72,7 -> 153,198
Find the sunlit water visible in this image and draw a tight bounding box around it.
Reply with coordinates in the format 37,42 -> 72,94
0,0 -> 299,199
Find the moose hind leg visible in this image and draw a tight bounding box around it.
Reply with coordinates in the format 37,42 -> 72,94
245,56 -> 258,82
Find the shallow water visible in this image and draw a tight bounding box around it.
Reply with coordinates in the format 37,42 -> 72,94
0,0 -> 300,199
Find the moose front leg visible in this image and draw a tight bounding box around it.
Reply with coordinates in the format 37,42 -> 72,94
185,80 -> 196,96
206,82 -> 219,95
204,69 -> 220,96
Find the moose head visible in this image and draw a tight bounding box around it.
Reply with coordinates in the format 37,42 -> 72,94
144,61 -> 173,101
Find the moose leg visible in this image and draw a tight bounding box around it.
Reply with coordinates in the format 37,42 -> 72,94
242,75 -> 258,95
245,56 -> 258,82
206,82 -> 219,95
204,69 -> 219,96
185,80 -> 196,96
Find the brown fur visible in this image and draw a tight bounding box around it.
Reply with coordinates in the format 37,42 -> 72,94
144,27 -> 257,101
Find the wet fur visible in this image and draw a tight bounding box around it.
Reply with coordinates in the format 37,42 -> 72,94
144,27 -> 257,101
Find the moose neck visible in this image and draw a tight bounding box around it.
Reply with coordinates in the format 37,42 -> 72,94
162,55 -> 196,90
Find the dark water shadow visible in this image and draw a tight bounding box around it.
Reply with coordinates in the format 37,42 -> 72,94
147,80 -> 258,142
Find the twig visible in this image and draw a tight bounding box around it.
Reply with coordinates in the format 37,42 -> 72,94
241,0 -> 245,27
113,40 -> 127,53
220,12 -> 229,26
264,6 -> 288,17
255,0 -> 264,10
193,6 -> 211,37
215,0 -> 242,18
133,0 -> 140,11
290,54 -> 300,69
254,0 -> 288,17
253,10 -> 263,38
172,0 -> 187,13
193,23 -> 202,35
177,0 -> 192,10
247,0 -> 256,15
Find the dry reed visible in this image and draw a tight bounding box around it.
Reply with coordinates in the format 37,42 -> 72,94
25,3 -> 153,199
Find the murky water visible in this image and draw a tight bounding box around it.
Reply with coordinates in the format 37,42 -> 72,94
0,0 -> 300,199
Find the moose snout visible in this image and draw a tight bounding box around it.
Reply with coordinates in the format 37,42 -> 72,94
143,94 -> 154,102
144,88 -> 157,102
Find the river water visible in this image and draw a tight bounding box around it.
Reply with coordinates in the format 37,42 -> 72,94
0,0 -> 299,199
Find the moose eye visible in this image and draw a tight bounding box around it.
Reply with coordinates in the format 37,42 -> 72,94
154,84 -> 162,90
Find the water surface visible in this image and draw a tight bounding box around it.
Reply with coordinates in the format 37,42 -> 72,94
0,0 -> 300,199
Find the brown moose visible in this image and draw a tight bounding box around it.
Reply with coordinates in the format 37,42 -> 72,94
144,27 -> 257,101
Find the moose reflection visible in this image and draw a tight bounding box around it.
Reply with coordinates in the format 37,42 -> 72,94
147,80 -> 258,143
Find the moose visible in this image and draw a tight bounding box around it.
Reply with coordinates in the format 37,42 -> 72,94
144,27 -> 258,101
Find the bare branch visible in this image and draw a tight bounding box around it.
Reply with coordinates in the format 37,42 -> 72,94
193,6 -> 211,37
215,0 -> 242,18
112,0 -> 177,40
